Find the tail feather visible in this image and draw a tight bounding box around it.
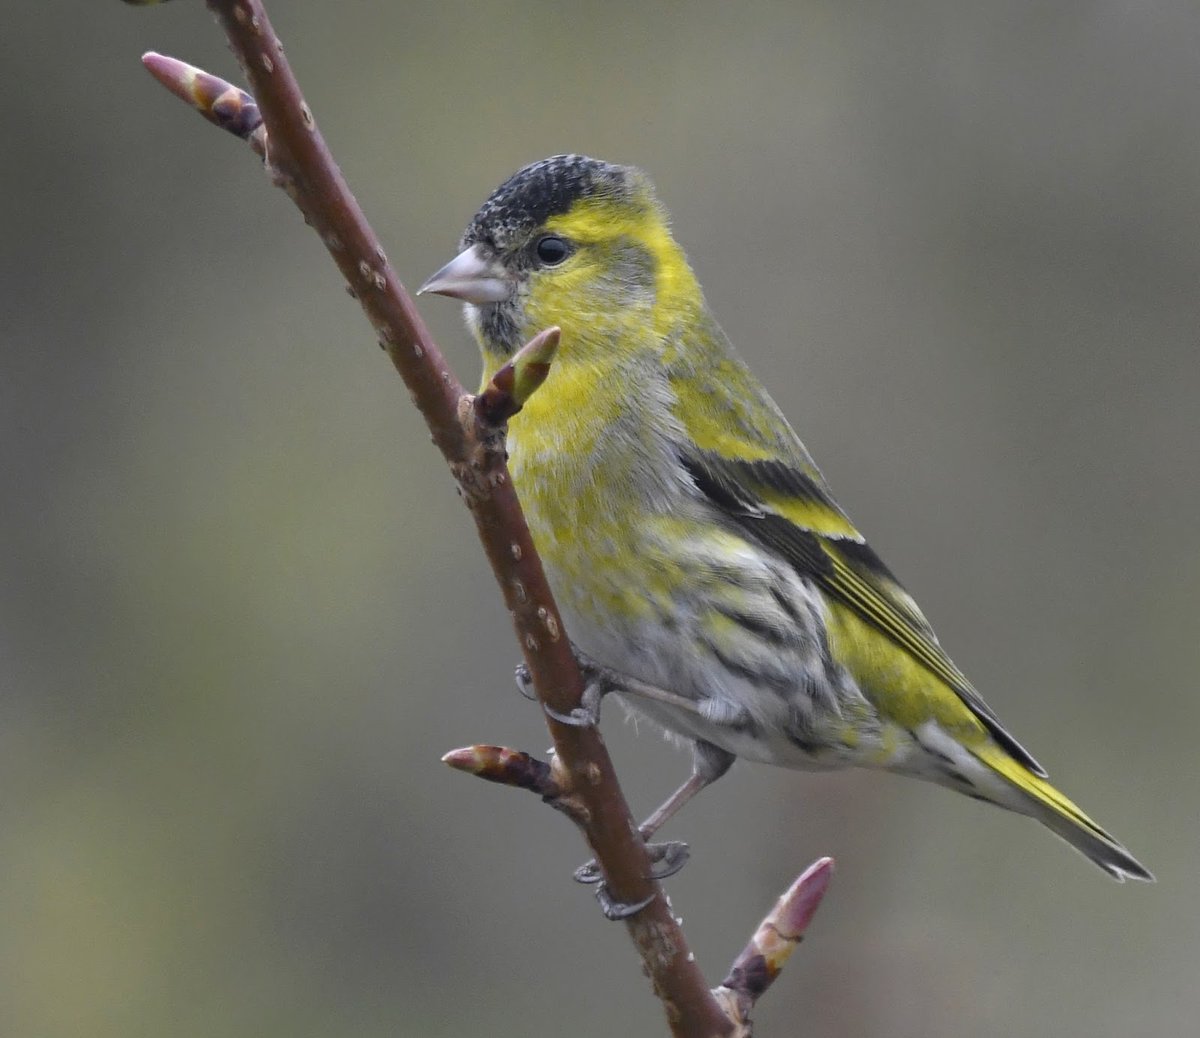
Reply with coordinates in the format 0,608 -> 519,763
973,744 -> 1154,883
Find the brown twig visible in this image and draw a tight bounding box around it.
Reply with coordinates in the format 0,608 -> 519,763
135,3 -> 736,1034
442,745 -> 563,800
441,744 -> 600,832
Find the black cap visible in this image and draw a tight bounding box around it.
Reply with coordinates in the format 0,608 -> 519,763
461,155 -> 638,253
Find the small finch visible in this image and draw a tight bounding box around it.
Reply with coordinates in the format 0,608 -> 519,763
421,155 -> 1152,887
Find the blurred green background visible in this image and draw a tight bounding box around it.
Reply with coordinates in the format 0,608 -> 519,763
3,2 -> 1197,1035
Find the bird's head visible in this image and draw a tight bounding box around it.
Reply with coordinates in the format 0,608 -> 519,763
420,155 -> 697,367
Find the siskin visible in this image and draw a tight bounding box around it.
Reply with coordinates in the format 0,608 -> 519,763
421,155 -> 1152,886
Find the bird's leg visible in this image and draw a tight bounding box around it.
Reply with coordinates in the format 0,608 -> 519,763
516,651 -> 731,917
575,741 -> 736,892
639,742 -> 736,841
515,648 -> 705,729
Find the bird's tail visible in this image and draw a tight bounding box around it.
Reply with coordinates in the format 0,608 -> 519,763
972,743 -> 1154,882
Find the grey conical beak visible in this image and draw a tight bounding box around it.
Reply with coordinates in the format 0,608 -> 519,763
417,244 -> 512,305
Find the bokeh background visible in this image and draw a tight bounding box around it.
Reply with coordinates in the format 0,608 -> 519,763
3,2 -> 1197,1036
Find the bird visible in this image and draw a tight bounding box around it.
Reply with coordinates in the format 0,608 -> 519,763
419,154 -> 1153,894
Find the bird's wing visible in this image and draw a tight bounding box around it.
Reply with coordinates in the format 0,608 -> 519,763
680,447 -> 1046,776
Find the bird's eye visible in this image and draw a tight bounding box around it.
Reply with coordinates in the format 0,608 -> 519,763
534,235 -> 571,266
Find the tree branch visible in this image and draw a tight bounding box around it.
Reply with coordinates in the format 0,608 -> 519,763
130,4 -> 833,1033
136,5 -> 730,1032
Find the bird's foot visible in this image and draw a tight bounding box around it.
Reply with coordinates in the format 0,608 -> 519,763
525,657 -> 608,728
593,886 -> 657,921
574,841 -> 689,920
513,661 -> 537,701
573,840 -> 691,885
544,662 -> 604,724
543,699 -> 600,727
